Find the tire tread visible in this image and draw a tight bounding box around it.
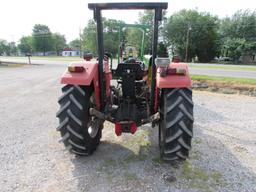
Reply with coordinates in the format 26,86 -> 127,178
159,88 -> 194,162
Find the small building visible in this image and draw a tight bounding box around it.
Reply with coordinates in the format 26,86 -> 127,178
62,48 -> 80,57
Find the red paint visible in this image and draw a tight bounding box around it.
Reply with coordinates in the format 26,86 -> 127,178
130,122 -> 137,134
93,69 -> 100,110
61,61 -> 101,109
156,62 -> 192,88
61,61 -> 98,85
154,87 -> 159,113
115,122 -> 122,136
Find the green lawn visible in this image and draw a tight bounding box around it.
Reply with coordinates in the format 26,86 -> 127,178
189,65 -> 256,71
191,75 -> 256,85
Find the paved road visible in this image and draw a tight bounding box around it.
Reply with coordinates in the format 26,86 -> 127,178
1,57 -> 256,78
189,67 -> 256,79
0,57 -> 71,65
0,64 -> 255,192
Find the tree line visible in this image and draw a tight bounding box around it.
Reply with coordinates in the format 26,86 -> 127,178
0,24 -> 80,56
81,9 -> 256,63
1,9 -> 255,63
166,9 -> 256,63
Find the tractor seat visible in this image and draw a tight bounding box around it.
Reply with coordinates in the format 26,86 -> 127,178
115,62 -> 144,80
123,58 -> 146,70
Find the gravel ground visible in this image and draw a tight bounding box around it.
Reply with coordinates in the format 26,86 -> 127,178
0,64 -> 255,192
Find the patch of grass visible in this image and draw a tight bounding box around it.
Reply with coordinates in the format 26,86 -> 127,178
179,161 -> 226,191
182,161 -> 193,179
211,171 -> 222,183
123,172 -> 138,181
190,182 -> 213,192
193,137 -> 203,144
118,130 -> 151,165
190,65 -> 256,71
152,155 -> 164,164
190,151 -> 202,160
192,75 -> 256,85
123,130 -> 151,149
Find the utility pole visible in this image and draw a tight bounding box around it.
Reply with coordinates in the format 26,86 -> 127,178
185,24 -> 192,62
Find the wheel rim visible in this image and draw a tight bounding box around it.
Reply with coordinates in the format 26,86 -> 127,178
87,94 -> 100,138
87,117 -> 100,138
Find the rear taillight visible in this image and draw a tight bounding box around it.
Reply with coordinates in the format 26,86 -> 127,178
68,66 -> 85,73
159,67 -> 186,77
168,68 -> 186,75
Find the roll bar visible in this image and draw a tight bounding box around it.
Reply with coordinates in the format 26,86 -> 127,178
88,3 -> 168,10
88,2 -> 168,113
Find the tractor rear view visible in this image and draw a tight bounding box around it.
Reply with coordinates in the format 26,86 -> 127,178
56,2 -> 194,162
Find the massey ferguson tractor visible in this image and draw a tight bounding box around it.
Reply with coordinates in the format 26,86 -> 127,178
56,2 -> 194,162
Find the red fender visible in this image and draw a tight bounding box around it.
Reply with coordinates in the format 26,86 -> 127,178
61,61 -> 101,109
156,62 -> 192,88
154,62 -> 192,112
61,61 -> 99,85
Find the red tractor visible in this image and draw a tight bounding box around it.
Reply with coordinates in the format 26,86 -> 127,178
56,2 -> 194,162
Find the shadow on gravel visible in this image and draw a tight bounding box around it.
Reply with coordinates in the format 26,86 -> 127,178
67,119 -> 256,192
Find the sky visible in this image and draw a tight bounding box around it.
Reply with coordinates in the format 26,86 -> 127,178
0,0 -> 255,43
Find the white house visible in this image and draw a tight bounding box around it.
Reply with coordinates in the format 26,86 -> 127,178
62,48 -> 80,57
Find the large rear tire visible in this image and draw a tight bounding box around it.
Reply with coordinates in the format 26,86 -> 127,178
159,88 -> 194,162
56,85 -> 102,155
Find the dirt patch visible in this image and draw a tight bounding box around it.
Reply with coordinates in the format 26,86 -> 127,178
193,80 -> 256,96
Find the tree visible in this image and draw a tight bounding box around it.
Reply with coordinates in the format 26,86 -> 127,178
0,39 -> 8,55
7,42 -> 17,56
158,42 -> 168,57
0,40 -> 17,56
104,19 -> 124,56
137,10 -> 167,54
18,36 -> 33,54
138,10 -> 154,26
82,20 -> 97,54
221,38 -> 246,60
52,33 -> 66,55
165,9 -> 219,62
138,10 -> 154,54
126,28 -> 144,56
69,39 -> 81,50
219,10 -> 256,62
82,18 -> 124,56
32,24 -> 52,56
220,10 -> 256,40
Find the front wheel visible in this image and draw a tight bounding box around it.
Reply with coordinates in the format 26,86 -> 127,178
159,88 -> 194,162
56,85 -> 103,155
